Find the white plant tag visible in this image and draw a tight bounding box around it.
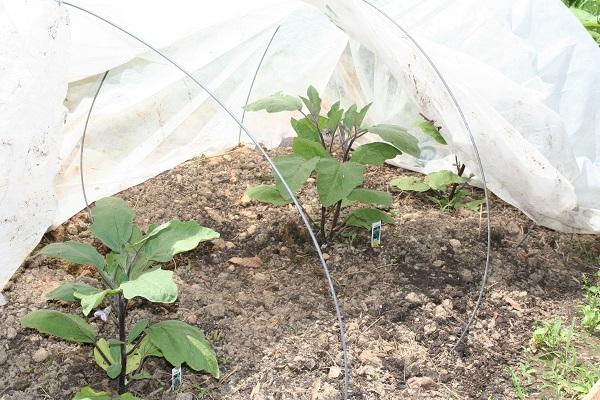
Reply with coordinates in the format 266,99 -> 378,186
171,365 -> 182,391
371,220 -> 382,247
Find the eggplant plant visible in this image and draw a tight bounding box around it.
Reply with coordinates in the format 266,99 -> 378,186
20,197 -> 220,398
390,118 -> 483,211
244,85 -> 421,243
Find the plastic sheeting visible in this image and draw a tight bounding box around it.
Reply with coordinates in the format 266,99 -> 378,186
1,0 -> 600,289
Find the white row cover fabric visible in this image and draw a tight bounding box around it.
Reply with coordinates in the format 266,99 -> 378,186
1,0 -> 599,289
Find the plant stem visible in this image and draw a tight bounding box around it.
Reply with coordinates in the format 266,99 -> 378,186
329,200 -> 343,240
117,294 -> 128,394
94,343 -> 112,365
448,161 -> 466,201
319,206 -> 327,243
300,110 -> 326,148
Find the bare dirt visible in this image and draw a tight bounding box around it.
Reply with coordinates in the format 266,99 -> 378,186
1,145 -> 599,400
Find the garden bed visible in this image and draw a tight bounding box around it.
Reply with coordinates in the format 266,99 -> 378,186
1,145 -> 598,399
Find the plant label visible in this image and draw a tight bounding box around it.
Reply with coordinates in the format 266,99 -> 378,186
371,220 -> 381,247
171,365 -> 182,391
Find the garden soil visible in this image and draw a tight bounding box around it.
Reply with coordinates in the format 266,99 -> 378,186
1,146 -> 599,399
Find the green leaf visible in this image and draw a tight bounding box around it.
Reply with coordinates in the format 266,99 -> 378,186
94,338 -> 141,378
146,320 -> 219,378
356,103 -> 372,127
273,154 -> 319,200
73,387 -> 111,400
351,142 -> 402,165
244,92 -> 302,113
291,117 -> 320,143
75,289 -> 120,316
345,208 -> 395,229
128,319 -> 149,344
464,199 -> 484,211
291,137 -> 329,159
91,197 -> 134,251
368,124 -> 421,158
137,335 -> 163,358
347,189 -> 392,207
46,282 -> 102,302
245,185 -> 292,206
390,176 -> 430,192
142,220 -> 219,264
342,104 -> 358,129
325,101 -> 343,134
40,242 -> 104,271
424,170 -> 467,191
417,120 -> 446,145
300,85 -> 322,116
316,159 -> 364,207
120,268 -> 177,303
21,310 -> 97,343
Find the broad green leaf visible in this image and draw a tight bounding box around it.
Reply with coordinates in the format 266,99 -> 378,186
390,176 -> 430,192
40,242 -> 104,270
291,117 -> 320,143
131,371 -> 152,381
464,199 -> 484,211
316,159 -> 364,207
105,251 -> 127,286
245,185 -> 292,206
424,170 -> 467,191
368,124 -> 421,158
345,208 -> 395,229
273,154 -> 319,200
351,142 -> 402,165
46,282 -> 102,302
347,188 -> 392,207
325,101 -> 343,134
73,387 -> 111,400
128,319 -> 149,343
300,85 -> 321,116
417,120 -> 446,145
146,320 -> 219,378
356,103 -> 372,128
137,335 -> 163,358
291,137 -> 329,159
94,338 -> 140,378
142,220 -> 219,263
244,92 -> 302,113
91,197 -> 134,251
21,310 -> 97,343
75,289 -> 120,316
343,104 -> 358,129
120,268 -> 177,303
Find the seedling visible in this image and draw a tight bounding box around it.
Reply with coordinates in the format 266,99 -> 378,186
390,118 -> 483,211
21,197 -> 220,398
580,272 -> 600,334
244,85 -> 421,243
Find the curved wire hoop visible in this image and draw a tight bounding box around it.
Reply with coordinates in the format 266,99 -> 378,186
358,0 -> 492,350
63,2 -> 350,398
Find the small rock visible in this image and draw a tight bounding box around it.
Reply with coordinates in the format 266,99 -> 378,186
212,238 -> 227,250
279,246 -> 291,256
32,348 -> 49,363
432,260 -> 444,267
225,241 -> 236,249
175,393 -> 193,400
359,349 -> 382,367
204,303 -> 226,318
434,304 -> 449,320
66,224 -> 78,235
424,322 -> 437,335
405,292 -> 425,305
407,376 -> 436,389
322,253 -> 331,261
6,327 -> 17,339
506,221 -> 521,235
328,365 -> 342,379
0,348 -> 7,365
240,193 -> 252,205
175,174 -> 183,184
449,239 -> 461,249
459,269 -> 474,283
441,299 -> 453,310
229,256 -> 262,269
247,225 -> 258,235
186,314 -> 198,324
